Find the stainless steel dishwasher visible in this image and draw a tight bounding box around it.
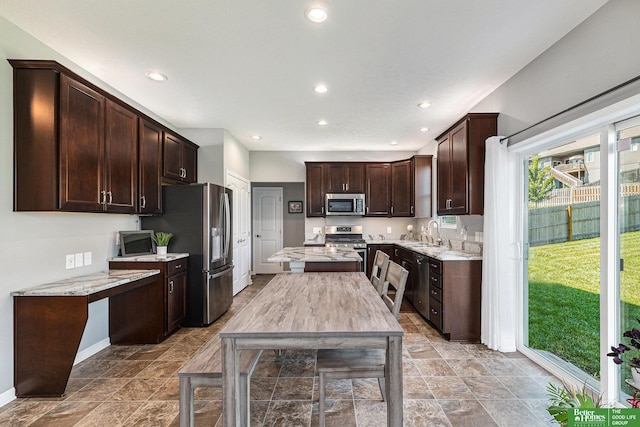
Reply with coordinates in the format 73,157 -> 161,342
414,254 -> 430,320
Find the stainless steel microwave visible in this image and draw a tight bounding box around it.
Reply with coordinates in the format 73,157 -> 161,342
325,193 -> 365,216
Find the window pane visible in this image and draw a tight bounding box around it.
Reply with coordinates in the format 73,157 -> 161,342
526,134 -> 601,381
618,122 -> 640,397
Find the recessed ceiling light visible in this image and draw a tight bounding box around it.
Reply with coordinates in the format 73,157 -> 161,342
314,84 -> 328,94
252,135 -> 262,140
145,71 -> 168,82
417,101 -> 431,109
390,141 -> 398,146
317,120 -> 328,126
420,127 -> 430,132
305,7 -> 328,23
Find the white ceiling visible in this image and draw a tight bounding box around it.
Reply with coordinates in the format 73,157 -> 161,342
0,0 -> 608,151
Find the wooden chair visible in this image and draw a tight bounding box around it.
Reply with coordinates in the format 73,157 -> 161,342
316,261 -> 408,426
370,250 -> 390,295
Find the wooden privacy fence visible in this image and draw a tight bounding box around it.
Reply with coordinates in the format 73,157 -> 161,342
529,193 -> 640,246
530,184 -> 640,208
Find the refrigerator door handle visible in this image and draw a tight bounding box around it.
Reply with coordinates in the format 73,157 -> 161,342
223,192 -> 231,259
208,264 -> 234,279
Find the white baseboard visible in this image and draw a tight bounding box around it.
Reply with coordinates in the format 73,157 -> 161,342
0,387 -> 15,408
74,338 -> 110,365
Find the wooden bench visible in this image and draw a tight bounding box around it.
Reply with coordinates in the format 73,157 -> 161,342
178,336 -> 262,426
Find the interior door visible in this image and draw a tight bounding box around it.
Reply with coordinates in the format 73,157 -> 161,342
226,172 -> 251,295
252,187 -> 283,274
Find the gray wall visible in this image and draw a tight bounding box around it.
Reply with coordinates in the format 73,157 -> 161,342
472,0 -> 640,142
251,183 -> 306,247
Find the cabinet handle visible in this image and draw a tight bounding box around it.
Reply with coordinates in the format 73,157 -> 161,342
391,206 -> 394,215
100,190 -> 106,204
174,264 -> 182,269
346,183 -> 349,191
321,206 -> 325,214
431,308 -> 438,315
431,289 -> 438,295
169,280 -> 174,293
411,205 -> 414,215
140,195 -> 146,209
107,191 -> 113,205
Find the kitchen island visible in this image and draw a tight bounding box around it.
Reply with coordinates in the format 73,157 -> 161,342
12,269 -> 161,397
268,246 -> 362,273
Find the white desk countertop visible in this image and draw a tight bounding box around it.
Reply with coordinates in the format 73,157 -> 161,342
11,270 -> 160,297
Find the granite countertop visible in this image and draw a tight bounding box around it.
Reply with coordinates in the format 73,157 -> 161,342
109,253 -> 189,262
365,239 -> 483,261
268,247 -> 362,263
11,269 -> 161,297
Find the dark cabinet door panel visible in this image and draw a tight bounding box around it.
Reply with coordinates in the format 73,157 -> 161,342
306,163 -> 325,217
104,101 -> 137,213
163,133 -> 183,181
59,75 -> 105,212
139,119 -> 163,214
391,160 -> 413,217
365,163 -> 390,216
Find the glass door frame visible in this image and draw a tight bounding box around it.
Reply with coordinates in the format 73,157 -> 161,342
509,122 -> 621,404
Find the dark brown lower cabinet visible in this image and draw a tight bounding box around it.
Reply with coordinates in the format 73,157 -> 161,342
427,257 -> 482,342
109,257 -> 188,342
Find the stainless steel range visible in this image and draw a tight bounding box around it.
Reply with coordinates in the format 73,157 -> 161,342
324,225 -> 367,272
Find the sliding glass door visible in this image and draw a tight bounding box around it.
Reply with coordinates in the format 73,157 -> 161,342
617,118 -> 640,396
525,134 -> 602,382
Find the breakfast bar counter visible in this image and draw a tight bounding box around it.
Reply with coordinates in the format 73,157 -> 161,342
12,269 -> 161,397
267,246 -> 362,272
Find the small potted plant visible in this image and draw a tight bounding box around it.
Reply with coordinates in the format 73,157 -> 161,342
607,318 -> 640,385
153,232 -> 173,255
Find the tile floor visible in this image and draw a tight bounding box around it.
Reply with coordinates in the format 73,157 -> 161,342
0,274 -> 559,426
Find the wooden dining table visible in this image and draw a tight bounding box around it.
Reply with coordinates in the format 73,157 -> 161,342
219,272 -> 404,426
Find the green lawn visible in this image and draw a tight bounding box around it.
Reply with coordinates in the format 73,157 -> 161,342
528,230 -> 640,379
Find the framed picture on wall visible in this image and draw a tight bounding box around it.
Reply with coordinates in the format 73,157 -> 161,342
288,201 -> 303,214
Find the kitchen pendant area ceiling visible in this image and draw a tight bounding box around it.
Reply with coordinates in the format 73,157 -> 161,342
0,0 -> 608,151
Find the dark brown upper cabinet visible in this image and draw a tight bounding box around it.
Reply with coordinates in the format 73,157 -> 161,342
138,119 -> 163,214
365,163 -> 391,217
436,113 -> 498,216
163,132 -> 197,184
390,159 -> 413,217
10,59 -> 198,214
325,163 -> 365,193
12,61 -> 137,213
305,163 -> 325,217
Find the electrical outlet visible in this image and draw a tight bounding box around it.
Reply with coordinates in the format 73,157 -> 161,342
313,227 -> 322,234
84,252 -> 92,266
75,253 -> 84,267
66,254 -> 75,269
387,227 -> 392,234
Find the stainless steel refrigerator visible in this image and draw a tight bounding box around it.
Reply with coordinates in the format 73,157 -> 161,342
141,183 -> 233,326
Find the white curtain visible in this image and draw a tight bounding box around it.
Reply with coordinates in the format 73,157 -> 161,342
481,136 -> 517,352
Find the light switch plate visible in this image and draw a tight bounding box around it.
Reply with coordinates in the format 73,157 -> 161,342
387,227 -> 392,234
66,254 -> 75,269
84,252 -> 92,266
75,253 -> 84,267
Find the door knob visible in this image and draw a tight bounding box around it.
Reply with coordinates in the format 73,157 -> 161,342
256,234 -> 261,238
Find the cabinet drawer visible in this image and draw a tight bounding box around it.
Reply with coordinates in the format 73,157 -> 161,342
167,259 -> 187,276
429,282 -> 442,302
429,272 -> 442,290
428,258 -> 442,275
429,297 -> 443,331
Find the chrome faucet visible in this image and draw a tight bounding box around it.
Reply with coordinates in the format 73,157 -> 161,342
427,219 -> 442,246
